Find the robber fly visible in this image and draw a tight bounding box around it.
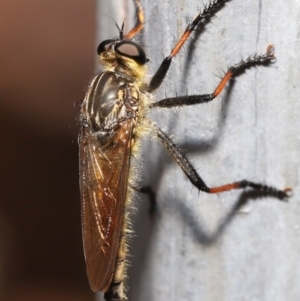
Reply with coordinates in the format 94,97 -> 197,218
79,0 -> 290,300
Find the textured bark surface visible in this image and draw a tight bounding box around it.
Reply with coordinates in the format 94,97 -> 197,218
96,1 -> 300,300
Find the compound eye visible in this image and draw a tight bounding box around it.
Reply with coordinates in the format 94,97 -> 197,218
115,41 -> 147,65
97,39 -> 115,55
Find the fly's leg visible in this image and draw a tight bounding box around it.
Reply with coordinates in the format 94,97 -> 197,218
153,125 -> 291,200
151,45 -> 275,108
125,0 -> 144,39
147,0 -> 230,93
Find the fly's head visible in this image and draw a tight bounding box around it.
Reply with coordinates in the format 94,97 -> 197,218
97,37 -> 149,81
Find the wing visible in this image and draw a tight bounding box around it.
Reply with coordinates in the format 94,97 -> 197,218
79,120 -> 133,292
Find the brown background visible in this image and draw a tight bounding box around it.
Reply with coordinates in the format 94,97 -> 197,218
0,0 -> 96,300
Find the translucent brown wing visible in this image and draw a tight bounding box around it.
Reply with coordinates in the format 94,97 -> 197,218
79,120 -> 133,292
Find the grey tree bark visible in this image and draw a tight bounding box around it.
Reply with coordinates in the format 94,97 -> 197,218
96,1 -> 300,300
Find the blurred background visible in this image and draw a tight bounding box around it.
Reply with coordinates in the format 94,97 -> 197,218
0,0 -> 96,300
